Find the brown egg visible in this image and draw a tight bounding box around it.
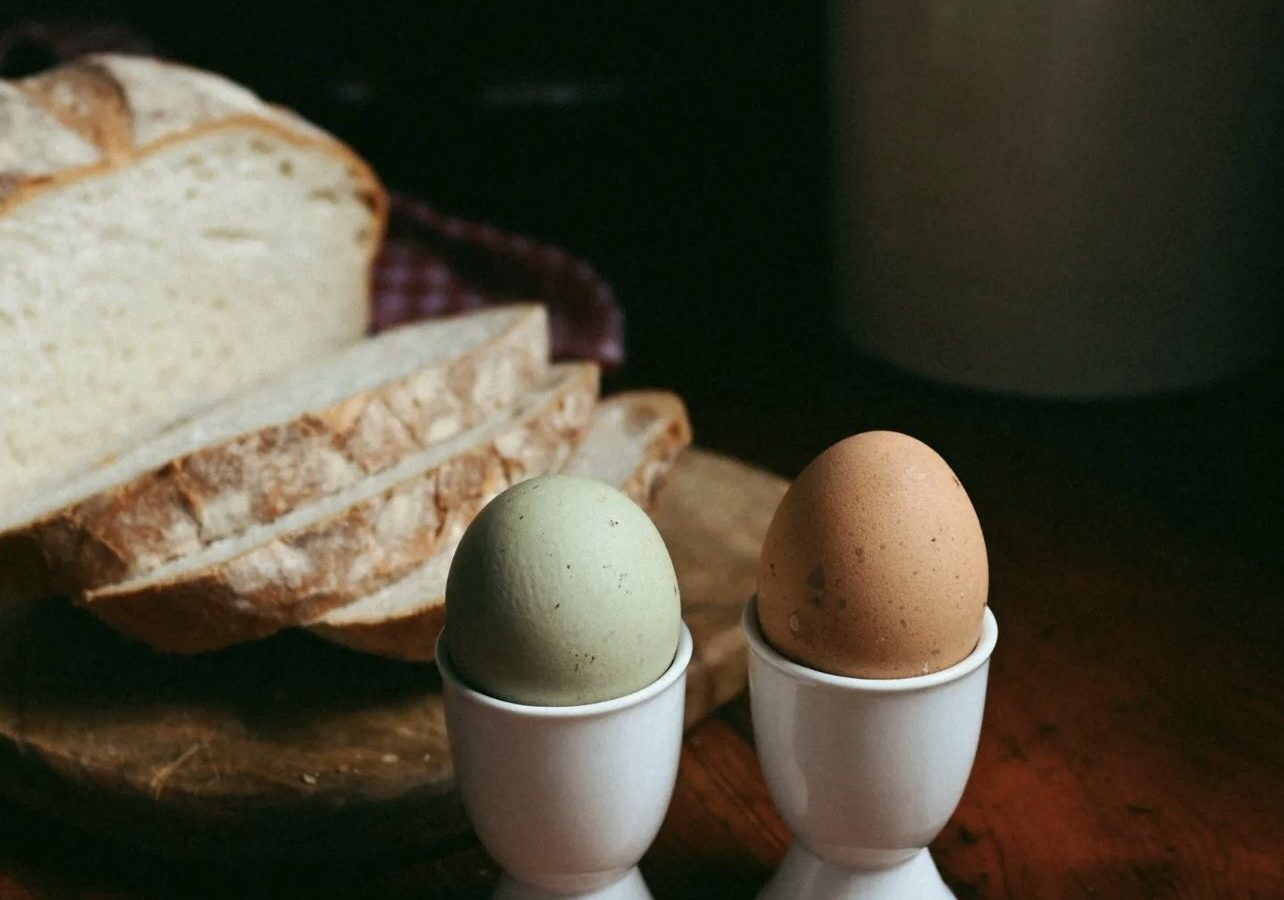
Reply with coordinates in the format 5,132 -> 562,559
757,431 -> 988,678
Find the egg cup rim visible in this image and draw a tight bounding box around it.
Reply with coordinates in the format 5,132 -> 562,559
743,595 -> 997,692
436,622 -> 693,719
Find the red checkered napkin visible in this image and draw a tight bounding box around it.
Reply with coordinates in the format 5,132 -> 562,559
376,196 -> 623,367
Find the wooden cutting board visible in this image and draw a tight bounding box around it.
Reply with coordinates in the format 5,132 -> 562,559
0,449 -> 785,861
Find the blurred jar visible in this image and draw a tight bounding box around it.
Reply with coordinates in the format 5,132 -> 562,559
831,1 -> 1284,397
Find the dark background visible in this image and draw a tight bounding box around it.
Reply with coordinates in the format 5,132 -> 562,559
3,0 -> 834,410
3,0 -> 1282,561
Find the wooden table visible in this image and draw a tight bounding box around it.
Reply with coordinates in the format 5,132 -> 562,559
0,344 -> 1280,899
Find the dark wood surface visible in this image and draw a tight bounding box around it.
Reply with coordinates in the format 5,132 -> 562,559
0,450 -> 780,863
0,350 -> 1279,899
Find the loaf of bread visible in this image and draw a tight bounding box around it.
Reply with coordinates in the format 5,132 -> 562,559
1,305 -> 548,592
80,364 -> 600,653
0,55 -> 695,667
309,391 -> 691,661
0,54 -> 386,496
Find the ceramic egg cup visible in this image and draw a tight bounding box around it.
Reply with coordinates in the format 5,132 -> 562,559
438,625 -> 693,900
744,598 -> 998,900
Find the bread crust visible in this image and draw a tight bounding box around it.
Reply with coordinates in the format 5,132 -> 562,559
79,364 -> 600,654
15,306 -> 549,591
609,393 -> 693,509
307,391 -> 692,662
2,54 -> 389,245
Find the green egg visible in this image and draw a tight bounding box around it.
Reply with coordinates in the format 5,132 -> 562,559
444,474 -> 682,706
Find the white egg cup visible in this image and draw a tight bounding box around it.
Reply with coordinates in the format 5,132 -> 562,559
438,624 -> 693,900
744,598 -> 998,900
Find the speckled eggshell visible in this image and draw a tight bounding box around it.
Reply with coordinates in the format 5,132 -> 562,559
756,431 -> 988,679
444,474 -> 682,706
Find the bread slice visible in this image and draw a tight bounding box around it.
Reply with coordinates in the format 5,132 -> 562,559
80,364 -> 599,654
3,305 -> 548,592
308,391 -> 692,662
1,54 -> 386,495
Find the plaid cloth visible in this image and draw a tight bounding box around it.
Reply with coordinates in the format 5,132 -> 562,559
377,196 -> 623,366
0,21 -> 625,368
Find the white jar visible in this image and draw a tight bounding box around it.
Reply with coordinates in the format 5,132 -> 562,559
830,0 -> 1282,397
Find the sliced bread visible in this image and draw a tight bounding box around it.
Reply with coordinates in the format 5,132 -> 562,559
1,54 -> 386,494
4,305 -> 548,591
79,363 -> 600,654
308,391 -> 692,661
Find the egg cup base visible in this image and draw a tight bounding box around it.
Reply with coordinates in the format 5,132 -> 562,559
494,866 -> 652,899
758,844 -> 952,900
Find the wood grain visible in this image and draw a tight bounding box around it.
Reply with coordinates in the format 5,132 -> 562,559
0,448 -> 785,862
927,473 -> 1284,900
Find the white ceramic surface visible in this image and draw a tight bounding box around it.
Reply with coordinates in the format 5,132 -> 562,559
761,846 -> 952,900
492,868 -> 652,900
439,624 -> 693,899
745,598 -> 997,899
